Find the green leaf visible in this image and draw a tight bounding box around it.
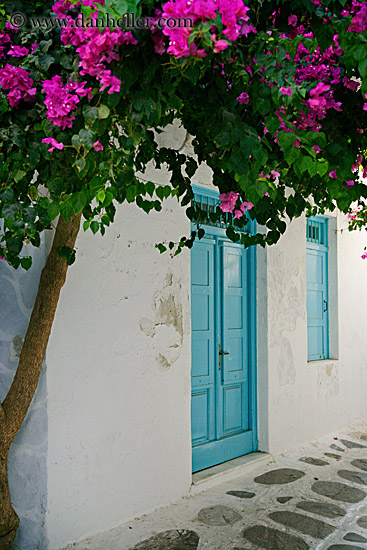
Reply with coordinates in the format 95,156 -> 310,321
47,177 -> 64,195
72,192 -> 87,214
226,225 -> 240,242
184,65 -> 200,85
359,59 -> 367,78
294,155 -> 313,174
354,44 -> 367,62
0,188 -> 14,202
145,181 -> 155,197
98,104 -> 110,119
56,246 -> 76,265
79,128 -> 95,149
215,132 -> 231,147
20,257 -> 32,270
23,207 -> 36,223
72,135 -> 82,148
90,220 -> 99,234
265,115 -> 280,136
13,169 -> 27,183
156,243 -> 167,253
284,146 -> 301,165
75,158 -> 86,173
257,98 -> 271,116
253,146 -> 268,165
317,162 -> 329,177
308,161 -> 319,177
97,189 -> 106,202
38,54 -> 55,72
2,203 -> 19,219
60,199 -> 73,221
277,131 -> 296,149
114,0 -> 128,15
83,105 -> 99,124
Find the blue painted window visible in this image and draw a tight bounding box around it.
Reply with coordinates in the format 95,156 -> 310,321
306,217 -> 329,361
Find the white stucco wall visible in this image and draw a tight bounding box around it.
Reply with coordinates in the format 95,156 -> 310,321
263,212 -> 367,455
45,195 -> 193,549
42,123 -> 367,548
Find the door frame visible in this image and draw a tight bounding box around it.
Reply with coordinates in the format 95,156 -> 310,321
190,184 -> 258,472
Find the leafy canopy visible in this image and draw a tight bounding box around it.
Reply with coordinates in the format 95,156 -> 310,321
1,0 -> 367,268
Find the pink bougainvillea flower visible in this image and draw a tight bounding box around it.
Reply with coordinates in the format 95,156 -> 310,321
93,141 -> 103,151
42,137 -> 64,152
0,64 -> 37,108
329,170 -> 337,179
31,43 -> 39,53
233,209 -> 243,219
52,0 -> 73,17
99,70 -> 121,94
213,40 -> 229,53
42,76 -> 92,129
346,180 -> 355,189
280,87 -> 292,96
271,170 -> 280,178
5,21 -> 19,33
352,155 -> 363,172
240,200 -> 254,212
362,253 -> 367,260
237,92 -> 249,104
219,191 -> 239,213
288,14 -> 298,26
343,76 -> 359,92
7,45 -> 29,57
312,145 -> 321,154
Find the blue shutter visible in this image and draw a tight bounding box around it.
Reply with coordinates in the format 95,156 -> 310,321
306,218 -> 329,361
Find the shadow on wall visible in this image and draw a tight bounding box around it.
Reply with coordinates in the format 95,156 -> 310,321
0,240 -> 48,550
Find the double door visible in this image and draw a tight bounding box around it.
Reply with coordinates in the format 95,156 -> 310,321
191,233 -> 257,473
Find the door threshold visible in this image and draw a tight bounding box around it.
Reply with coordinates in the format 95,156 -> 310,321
190,452 -> 272,494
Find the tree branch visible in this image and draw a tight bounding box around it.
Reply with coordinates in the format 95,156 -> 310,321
1,213 -> 81,453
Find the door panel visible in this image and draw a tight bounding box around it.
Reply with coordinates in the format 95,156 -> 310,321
191,236 -> 257,473
191,240 -> 216,447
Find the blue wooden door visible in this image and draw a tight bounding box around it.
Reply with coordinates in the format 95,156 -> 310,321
306,247 -> 328,360
191,235 -> 257,472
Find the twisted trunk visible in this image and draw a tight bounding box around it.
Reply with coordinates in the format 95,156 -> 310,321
0,213 -> 81,549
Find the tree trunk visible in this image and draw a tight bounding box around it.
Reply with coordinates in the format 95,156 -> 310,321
0,455 -> 19,550
0,212 -> 81,548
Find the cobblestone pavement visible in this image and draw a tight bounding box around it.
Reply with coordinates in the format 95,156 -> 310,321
64,424 -> 367,550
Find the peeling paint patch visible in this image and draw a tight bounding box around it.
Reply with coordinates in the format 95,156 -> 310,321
317,363 -> 339,397
139,318 -> 156,338
157,354 -> 170,370
139,271 -> 183,370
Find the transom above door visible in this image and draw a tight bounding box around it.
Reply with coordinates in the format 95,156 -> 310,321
190,185 -> 257,473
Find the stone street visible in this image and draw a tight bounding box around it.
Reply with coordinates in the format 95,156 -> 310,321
63,424 -> 367,550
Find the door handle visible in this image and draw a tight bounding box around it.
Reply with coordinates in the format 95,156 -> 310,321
323,300 -> 328,313
218,344 -> 229,371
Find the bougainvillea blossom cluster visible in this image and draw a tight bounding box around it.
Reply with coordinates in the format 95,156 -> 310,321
60,18 -> 137,94
0,64 -> 37,108
42,76 -> 92,129
218,192 -> 254,221
160,0 -> 254,58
